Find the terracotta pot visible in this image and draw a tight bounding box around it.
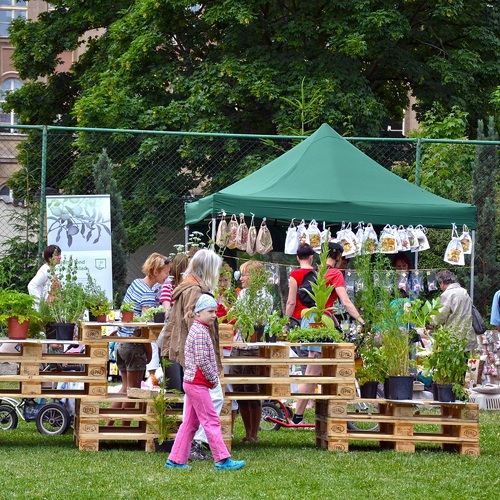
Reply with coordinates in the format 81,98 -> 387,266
96,314 -> 107,323
121,310 -> 134,323
7,316 -> 30,340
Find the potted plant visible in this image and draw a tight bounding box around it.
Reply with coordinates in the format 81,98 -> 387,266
225,265 -> 273,341
287,325 -> 343,343
421,326 -> 469,402
151,359 -> 181,451
300,237 -> 336,330
0,289 -> 40,340
120,301 -> 135,323
85,276 -> 112,322
356,341 -> 386,399
137,306 -> 165,324
45,256 -> 87,340
265,311 -> 289,342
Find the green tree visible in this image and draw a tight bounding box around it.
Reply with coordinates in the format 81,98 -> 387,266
93,149 -> 128,304
474,117 -> 499,316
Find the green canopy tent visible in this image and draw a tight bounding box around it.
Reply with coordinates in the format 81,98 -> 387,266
185,123 -> 475,229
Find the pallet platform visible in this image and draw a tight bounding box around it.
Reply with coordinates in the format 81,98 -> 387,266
80,323 -> 163,342
74,393 -> 183,451
0,340 -> 108,397
315,399 -> 480,455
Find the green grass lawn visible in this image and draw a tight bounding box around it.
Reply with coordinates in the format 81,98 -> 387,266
1,410 -> 499,500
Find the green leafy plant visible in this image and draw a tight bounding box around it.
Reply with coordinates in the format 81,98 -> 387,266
137,306 -> 164,323
356,338 -> 387,386
301,235 -> 336,329
121,301 -> 134,312
266,311 -> 289,341
287,326 -> 342,343
225,265 -> 273,341
0,289 -> 40,326
404,297 -> 442,329
152,359 -> 181,445
421,326 -> 469,399
85,275 -> 112,317
45,256 -> 87,324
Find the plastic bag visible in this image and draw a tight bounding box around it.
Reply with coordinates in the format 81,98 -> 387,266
413,224 -> 430,252
226,214 -> 238,250
246,214 -> 257,256
307,219 -> 322,253
443,224 -> 464,266
410,270 -> 424,295
235,213 -> 249,251
215,213 -> 229,248
284,219 -> 299,255
320,222 -> 329,245
362,223 -> 378,254
406,225 -> 420,251
337,222 -> 357,258
398,225 -> 411,252
459,224 -> 472,255
426,270 -> 438,291
354,222 -> 364,256
256,218 -> 273,254
379,224 -> 398,254
296,219 -> 309,246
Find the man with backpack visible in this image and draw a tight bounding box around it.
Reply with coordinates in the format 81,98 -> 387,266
291,240 -> 364,424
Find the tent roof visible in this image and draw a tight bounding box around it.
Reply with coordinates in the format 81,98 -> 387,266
185,124 -> 476,229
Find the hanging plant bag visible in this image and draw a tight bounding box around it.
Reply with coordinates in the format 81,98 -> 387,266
459,224 -> 472,255
307,219 -> 322,253
444,224 -> 464,266
246,215 -> 257,256
256,219 -> 273,254
362,223 -> 378,254
284,219 -> 299,254
226,214 -> 239,249
379,224 -> 398,254
215,214 -> 229,248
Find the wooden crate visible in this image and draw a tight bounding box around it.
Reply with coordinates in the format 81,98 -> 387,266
315,400 -> 480,455
80,323 -> 162,342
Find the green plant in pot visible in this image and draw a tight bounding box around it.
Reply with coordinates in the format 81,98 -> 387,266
266,311 -> 289,342
137,306 -> 165,323
120,301 -> 135,322
225,264 -> 273,342
421,325 -> 469,401
287,325 -> 342,344
300,236 -> 336,330
45,256 -> 87,339
85,276 -> 112,321
0,289 -> 40,340
356,340 -> 386,398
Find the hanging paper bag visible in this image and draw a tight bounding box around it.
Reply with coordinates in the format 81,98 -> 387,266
410,270 -> 424,295
355,222 -> 365,256
246,214 -> 257,256
284,219 -> 299,255
413,224 -> 430,252
459,224 -> 472,255
398,225 -> 410,251
235,213 -> 249,251
391,225 -> 403,251
256,218 -> 273,254
307,220 -> 322,253
379,224 -> 398,254
215,213 -> 229,248
296,219 -> 309,246
362,223 -> 378,254
344,222 -> 359,257
444,224 -> 464,266
406,225 -> 420,251
226,214 -> 238,249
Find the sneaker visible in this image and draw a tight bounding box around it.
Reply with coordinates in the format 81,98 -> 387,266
189,442 -> 212,461
214,458 -> 246,471
165,459 -> 192,470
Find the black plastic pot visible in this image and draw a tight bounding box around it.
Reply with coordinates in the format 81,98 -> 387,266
385,375 -> 414,400
55,322 -> 75,340
154,438 -> 174,452
153,312 -> 166,323
437,384 -> 455,402
359,381 -> 379,399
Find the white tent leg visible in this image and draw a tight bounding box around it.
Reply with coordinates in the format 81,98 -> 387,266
470,229 -> 475,301
184,225 -> 189,253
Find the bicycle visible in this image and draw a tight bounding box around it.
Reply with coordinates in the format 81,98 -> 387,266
0,397 -> 71,435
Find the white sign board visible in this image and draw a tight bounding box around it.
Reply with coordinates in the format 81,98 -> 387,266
46,195 -> 113,302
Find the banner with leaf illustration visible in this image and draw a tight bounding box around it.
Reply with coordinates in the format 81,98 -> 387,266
46,195 -> 113,302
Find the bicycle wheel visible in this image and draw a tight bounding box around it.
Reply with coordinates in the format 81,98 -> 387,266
0,405 -> 18,430
347,400 -> 380,432
35,403 -> 71,435
261,401 -> 285,431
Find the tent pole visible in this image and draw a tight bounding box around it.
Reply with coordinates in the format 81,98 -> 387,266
184,225 -> 189,252
211,214 -> 217,250
470,230 -> 475,301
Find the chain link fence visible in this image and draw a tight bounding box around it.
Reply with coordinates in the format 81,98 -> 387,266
0,125 -> 498,311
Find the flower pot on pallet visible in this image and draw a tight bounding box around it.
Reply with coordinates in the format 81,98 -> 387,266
385,375 -> 414,400
121,310 -> 134,323
7,316 -> 30,340
359,381 -> 379,399
55,322 -> 76,340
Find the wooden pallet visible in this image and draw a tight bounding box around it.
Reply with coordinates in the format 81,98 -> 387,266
74,394 -> 183,451
80,323 -> 163,342
0,340 -> 108,398
315,399 -> 480,455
